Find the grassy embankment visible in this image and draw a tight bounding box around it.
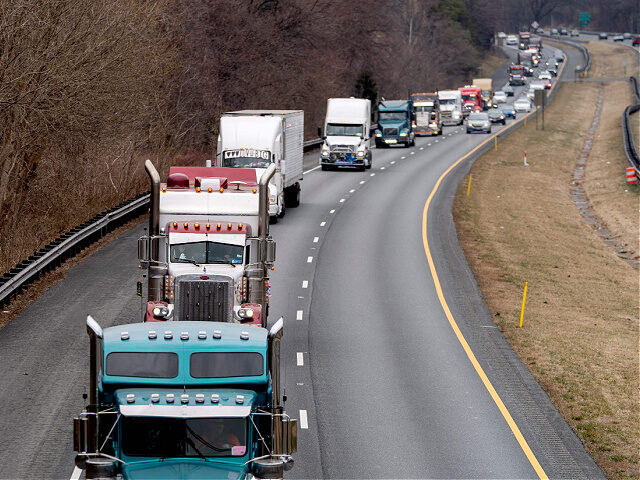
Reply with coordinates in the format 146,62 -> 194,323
453,40 -> 639,480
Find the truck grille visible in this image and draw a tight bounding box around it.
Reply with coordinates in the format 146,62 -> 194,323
441,111 -> 452,118
330,144 -> 355,153
383,127 -> 398,136
174,274 -> 233,322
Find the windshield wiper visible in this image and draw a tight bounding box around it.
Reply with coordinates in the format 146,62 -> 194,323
186,437 -> 210,462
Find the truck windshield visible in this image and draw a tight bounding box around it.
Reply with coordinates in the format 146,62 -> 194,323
171,241 -> 243,265
461,94 -> 477,101
414,106 -> 434,113
222,156 -> 271,168
439,98 -> 457,105
378,111 -> 406,121
326,123 -> 363,137
121,417 -> 247,458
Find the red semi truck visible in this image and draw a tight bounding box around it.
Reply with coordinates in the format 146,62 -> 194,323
458,86 -> 482,116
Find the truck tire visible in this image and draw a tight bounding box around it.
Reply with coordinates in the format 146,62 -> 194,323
278,204 -> 285,218
358,164 -> 366,171
269,215 -> 278,224
284,184 -> 300,207
321,165 -> 329,171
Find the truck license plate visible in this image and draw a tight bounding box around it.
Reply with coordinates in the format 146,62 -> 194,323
385,139 -> 397,144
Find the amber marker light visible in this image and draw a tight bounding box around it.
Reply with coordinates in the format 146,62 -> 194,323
227,223 -> 232,230
173,222 -> 178,228
216,223 -> 221,230
206,223 -> 210,229
219,187 -> 224,193
183,222 -> 188,228
208,187 -> 213,193
252,188 -> 257,194
162,187 -> 166,193
238,223 -> 243,230
194,223 -> 200,229
196,187 -> 201,193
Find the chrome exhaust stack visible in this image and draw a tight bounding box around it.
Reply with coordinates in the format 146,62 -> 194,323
144,160 -> 164,301
269,317 -> 284,454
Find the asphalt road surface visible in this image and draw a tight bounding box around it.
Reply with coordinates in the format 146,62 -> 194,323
0,42 -> 606,479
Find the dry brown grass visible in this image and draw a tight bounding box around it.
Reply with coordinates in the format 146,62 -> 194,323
587,41 -> 639,78
476,48 -> 509,79
453,43 -> 639,479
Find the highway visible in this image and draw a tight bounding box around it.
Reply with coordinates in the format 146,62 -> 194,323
0,42 -> 605,479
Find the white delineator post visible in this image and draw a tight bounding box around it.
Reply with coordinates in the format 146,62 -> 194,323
524,150 -> 529,167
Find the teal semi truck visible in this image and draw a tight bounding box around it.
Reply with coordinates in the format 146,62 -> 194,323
374,100 -> 415,148
73,317 -> 297,479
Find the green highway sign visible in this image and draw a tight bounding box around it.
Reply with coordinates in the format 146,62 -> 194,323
579,12 -> 590,26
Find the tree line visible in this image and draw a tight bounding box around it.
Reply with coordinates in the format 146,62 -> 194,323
0,0 -> 514,272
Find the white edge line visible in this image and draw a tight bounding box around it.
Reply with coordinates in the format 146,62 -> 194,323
300,409 -> 309,429
302,280 -> 308,288
296,352 -> 304,366
296,310 -> 303,320
307,256 -> 313,263
329,209 -> 335,214
313,237 -> 319,243
320,221 -> 326,226
70,467 -> 82,480
303,165 -> 321,175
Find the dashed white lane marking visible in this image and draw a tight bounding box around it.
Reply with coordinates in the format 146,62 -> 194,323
380,167 -> 385,170
349,189 -> 355,193
329,209 -> 335,213
419,147 -> 424,150
448,133 -> 452,136
300,410 -> 309,429
320,221 -> 326,227
307,256 -> 313,263
296,310 -> 303,320
303,165 -> 320,175
410,151 -> 415,155
435,139 -> 439,143
370,173 -> 376,177
401,156 -> 406,159
70,467 -> 82,480
302,280 -> 308,289
297,352 -> 304,366
427,143 -> 432,146
390,161 -> 396,164
360,180 -> 365,184
339,198 -> 345,203
313,237 -> 319,243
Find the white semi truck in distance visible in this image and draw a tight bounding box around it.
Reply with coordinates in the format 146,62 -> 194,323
319,98 -> 372,171
217,110 -> 303,223
438,90 -> 464,126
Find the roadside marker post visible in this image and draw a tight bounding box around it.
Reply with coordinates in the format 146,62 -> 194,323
494,136 -> 498,151
467,174 -> 472,196
523,151 -> 529,167
519,282 -> 528,328
625,167 -> 638,184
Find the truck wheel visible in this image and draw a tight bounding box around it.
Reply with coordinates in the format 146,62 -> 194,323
321,165 -> 329,171
269,215 -> 278,224
284,184 -> 300,208
278,203 -> 285,218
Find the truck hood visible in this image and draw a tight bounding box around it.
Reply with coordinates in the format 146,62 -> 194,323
325,136 -> 362,147
123,459 -> 246,480
377,121 -> 408,130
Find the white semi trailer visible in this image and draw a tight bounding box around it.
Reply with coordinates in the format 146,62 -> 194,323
217,110 -> 304,223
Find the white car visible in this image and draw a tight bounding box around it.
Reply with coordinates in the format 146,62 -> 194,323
525,89 -> 535,100
514,98 -> 532,112
506,35 -> 518,45
497,32 -> 507,38
613,34 -> 624,42
538,71 -> 552,80
493,91 -> 508,103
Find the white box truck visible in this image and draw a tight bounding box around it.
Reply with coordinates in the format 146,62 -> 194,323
319,98 -> 372,171
217,110 -> 303,223
438,90 -> 463,126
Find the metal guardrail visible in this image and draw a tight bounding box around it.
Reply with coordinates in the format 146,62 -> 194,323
622,76 -> 640,180
0,192 -> 150,307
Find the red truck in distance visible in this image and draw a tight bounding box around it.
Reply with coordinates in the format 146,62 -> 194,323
458,86 -> 482,116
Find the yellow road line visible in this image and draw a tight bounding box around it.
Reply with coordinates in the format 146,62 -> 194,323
420,139 -> 548,479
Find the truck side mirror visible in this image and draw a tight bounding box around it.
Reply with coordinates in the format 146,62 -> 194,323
246,238 -> 260,265
138,236 -> 150,268
317,126 -> 322,137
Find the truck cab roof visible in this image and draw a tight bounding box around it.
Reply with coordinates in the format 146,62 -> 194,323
101,321 -> 269,389
378,100 -> 411,111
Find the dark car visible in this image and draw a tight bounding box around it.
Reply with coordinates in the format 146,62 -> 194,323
560,28 -> 568,35
488,107 -> 506,124
501,104 -> 516,119
502,85 -> 515,96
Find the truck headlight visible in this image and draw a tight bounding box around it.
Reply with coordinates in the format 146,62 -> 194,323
238,307 -> 254,319
399,132 -> 408,136
429,122 -> 437,127
374,131 -> 382,137
153,306 -> 170,318
453,112 -> 460,118
356,150 -> 365,157
321,149 -> 329,157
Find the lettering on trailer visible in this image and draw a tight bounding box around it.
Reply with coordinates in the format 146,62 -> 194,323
223,148 -> 271,160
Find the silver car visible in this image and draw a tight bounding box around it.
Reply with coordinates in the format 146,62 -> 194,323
466,112 -> 491,134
